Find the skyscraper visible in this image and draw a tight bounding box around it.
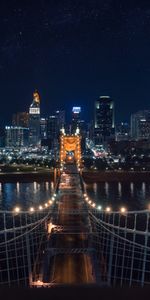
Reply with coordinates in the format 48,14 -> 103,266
131,110 -> 150,140
71,107 -> 81,134
94,96 -> 115,145
5,126 -> 29,147
29,90 -> 41,146
12,112 -> 29,128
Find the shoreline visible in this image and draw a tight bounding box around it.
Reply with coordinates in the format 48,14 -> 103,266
82,170 -> 150,182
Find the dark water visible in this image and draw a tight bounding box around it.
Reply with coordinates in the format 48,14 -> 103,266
0,181 -> 150,211
85,181 -> 150,211
0,181 -> 54,210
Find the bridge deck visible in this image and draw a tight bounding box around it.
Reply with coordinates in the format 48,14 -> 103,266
42,164 -> 95,285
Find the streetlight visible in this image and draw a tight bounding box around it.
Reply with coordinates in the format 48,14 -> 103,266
106,206 -> 111,212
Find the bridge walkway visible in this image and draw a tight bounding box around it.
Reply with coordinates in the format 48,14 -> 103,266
41,164 -> 96,285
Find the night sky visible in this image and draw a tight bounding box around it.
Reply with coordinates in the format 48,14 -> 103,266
0,0 -> 150,125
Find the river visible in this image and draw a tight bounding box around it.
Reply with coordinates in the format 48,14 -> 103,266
0,181 -> 150,211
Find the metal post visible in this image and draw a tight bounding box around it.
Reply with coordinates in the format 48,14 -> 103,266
129,213 -> 137,287
141,212 -> 149,287
3,212 -> 11,286
107,213 -> 115,286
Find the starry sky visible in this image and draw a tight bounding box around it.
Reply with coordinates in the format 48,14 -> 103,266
0,0 -> 150,126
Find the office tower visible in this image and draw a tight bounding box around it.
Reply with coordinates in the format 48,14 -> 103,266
0,128 -> 5,147
12,112 -> 29,128
71,107 -> 81,134
94,96 -> 115,145
29,90 -> 41,146
40,118 -> 47,140
55,110 -> 65,130
5,126 -> 29,147
47,115 -> 58,150
131,110 -> 150,140
116,122 -> 130,141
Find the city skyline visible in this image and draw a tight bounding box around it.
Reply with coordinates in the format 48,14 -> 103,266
0,0 -> 150,125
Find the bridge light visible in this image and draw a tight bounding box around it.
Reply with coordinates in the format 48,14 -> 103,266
106,206 -> 111,212
88,200 -> 92,204
92,203 -> 96,208
14,207 -> 20,213
49,200 -> 52,204
39,205 -> 43,210
97,205 -> 102,210
29,207 -> 34,212
52,197 -> 55,201
120,207 -> 127,213
86,197 -> 89,201
45,203 -> 48,207
54,193 -> 57,197
84,193 -> 87,197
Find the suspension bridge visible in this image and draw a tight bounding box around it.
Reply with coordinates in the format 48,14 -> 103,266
0,162 -> 150,288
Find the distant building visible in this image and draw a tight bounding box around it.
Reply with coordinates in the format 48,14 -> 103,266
40,118 -> 47,140
94,96 -> 115,145
12,112 -> 29,128
0,128 -> 5,147
131,110 -> 150,140
55,110 -> 65,130
116,122 -> 130,141
71,107 -> 81,134
47,115 -> 58,150
5,126 -> 29,147
29,90 -> 41,146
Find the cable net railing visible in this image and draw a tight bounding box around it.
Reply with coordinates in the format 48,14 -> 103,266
0,208 -> 53,287
88,208 -> 150,287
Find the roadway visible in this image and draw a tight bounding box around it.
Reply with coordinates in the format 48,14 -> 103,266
42,163 -> 95,285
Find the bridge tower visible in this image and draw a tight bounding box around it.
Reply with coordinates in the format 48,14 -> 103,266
60,127 -> 81,166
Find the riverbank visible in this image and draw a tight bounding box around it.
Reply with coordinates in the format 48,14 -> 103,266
82,170 -> 150,182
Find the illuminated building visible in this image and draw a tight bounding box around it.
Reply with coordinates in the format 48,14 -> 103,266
47,115 -> 58,150
55,110 -> 65,130
29,90 -> 41,146
5,126 -> 29,147
0,128 -> 5,147
71,107 -> 81,134
94,96 -> 115,145
40,118 -> 47,140
131,110 -> 150,140
12,112 -> 29,128
116,122 -> 130,141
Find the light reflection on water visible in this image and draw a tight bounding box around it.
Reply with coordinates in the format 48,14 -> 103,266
85,181 -> 150,211
0,181 -> 54,210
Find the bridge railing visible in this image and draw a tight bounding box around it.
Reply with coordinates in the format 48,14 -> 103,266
89,208 -> 150,287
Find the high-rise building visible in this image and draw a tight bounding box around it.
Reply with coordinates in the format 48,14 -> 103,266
71,107 -> 81,133
5,126 -> 29,147
116,122 -> 130,141
0,128 -> 5,147
29,90 -> 41,146
47,115 -> 58,150
40,118 -> 47,140
131,110 -> 150,140
55,110 -> 65,130
12,112 -> 29,128
94,96 -> 115,145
